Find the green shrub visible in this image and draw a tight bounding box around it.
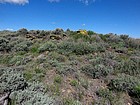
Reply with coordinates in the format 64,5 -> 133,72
9,55 -> 23,66
58,41 -> 104,55
54,75 -> 62,84
10,90 -> 55,105
47,59 -> 60,68
30,45 -> 39,53
34,68 -> 42,74
0,67 -> 56,104
17,28 -> 28,35
126,38 -> 140,49
70,33 -> 91,42
79,78 -> 89,89
56,55 -> 67,62
87,30 -> 96,35
57,41 -> 74,54
38,41 -> 57,53
0,37 -> 11,52
9,55 -> 31,66
115,47 -> 128,53
23,72 -> 34,81
52,28 -> 64,35
0,54 -> 13,64
108,74 -> 140,92
70,80 -> 78,86
9,38 -> 32,52
49,84 -> 60,96
134,85 -> 140,95
89,57 -> 104,65
47,52 -> 67,62
96,88 -> 113,101
39,30 -> 47,37
73,42 -> 94,55
108,34 -> 123,43
56,65 -> 76,75
117,58 -> 140,76
96,88 -> 126,105
63,98 -> 82,105
120,34 -> 129,40
90,35 -> 103,42
99,34 -> 110,41
94,42 -> 106,52
10,82 -> 55,105
0,68 -> 27,93
111,42 -> 125,49
13,41 -> 32,52
81,64 -> 112,79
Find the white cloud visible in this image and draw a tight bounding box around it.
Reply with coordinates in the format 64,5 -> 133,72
0,0 -> 29,5
0,28 -> 14,31
48,0 -> 96,5
79,0 -> 96,5
6,28 -> 14,31
82,23 -> 86,26
48,0 -> 60,3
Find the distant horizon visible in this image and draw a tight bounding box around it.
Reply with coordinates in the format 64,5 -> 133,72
0,0 -> 140,38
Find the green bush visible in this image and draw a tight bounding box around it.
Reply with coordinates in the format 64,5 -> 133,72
13,41 -> 32,52
52,28 -> 64,35
79,78 -> 89,89
117,58 -> 140,76
81,64 -> 112,79
54,75 -> 62,84
47,52 -> 67,62
30,45 -> 39,53
70,33 -> 91,42
70,80 -> 78,86
90,35 -> 103,42
49,84 -> 60,96
120,34 -> 129,40
0,37 -> 11,52
0,68 -> 27,93
38,41 -> 57,53
126,38 -> 140,49
96,88 -> 126,105
47,59 -> 60,68
63,98 -> 82,105
96,88 -> 113,101
10,90 -> 55,105
108,34 -> 123,43
111,42 -> 125,49
108,74 -> 140,92
73,42 -> 94,55
56,65 -> 76,75
134,85 -> 140,95
23,72 -> 34,81
0,54 -> 13,64
34,68 -> 42,74
58,41 -> 105,55
87,30 -> 96,35
0,67 -> 56,104
17,28 -> 28,35
9,55 -> 23,66
89,57 -> 104,65
57,41 -> 74,54
10,82 -> 55,105
99,34 -> 110,41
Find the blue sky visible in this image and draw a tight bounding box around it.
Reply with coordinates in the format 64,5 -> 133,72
0,0 -> 140,38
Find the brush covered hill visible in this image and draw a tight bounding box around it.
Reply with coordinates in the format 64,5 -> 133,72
0,28 -> 140,105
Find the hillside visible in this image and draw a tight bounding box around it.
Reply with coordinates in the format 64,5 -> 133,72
0,28 -> 140,105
